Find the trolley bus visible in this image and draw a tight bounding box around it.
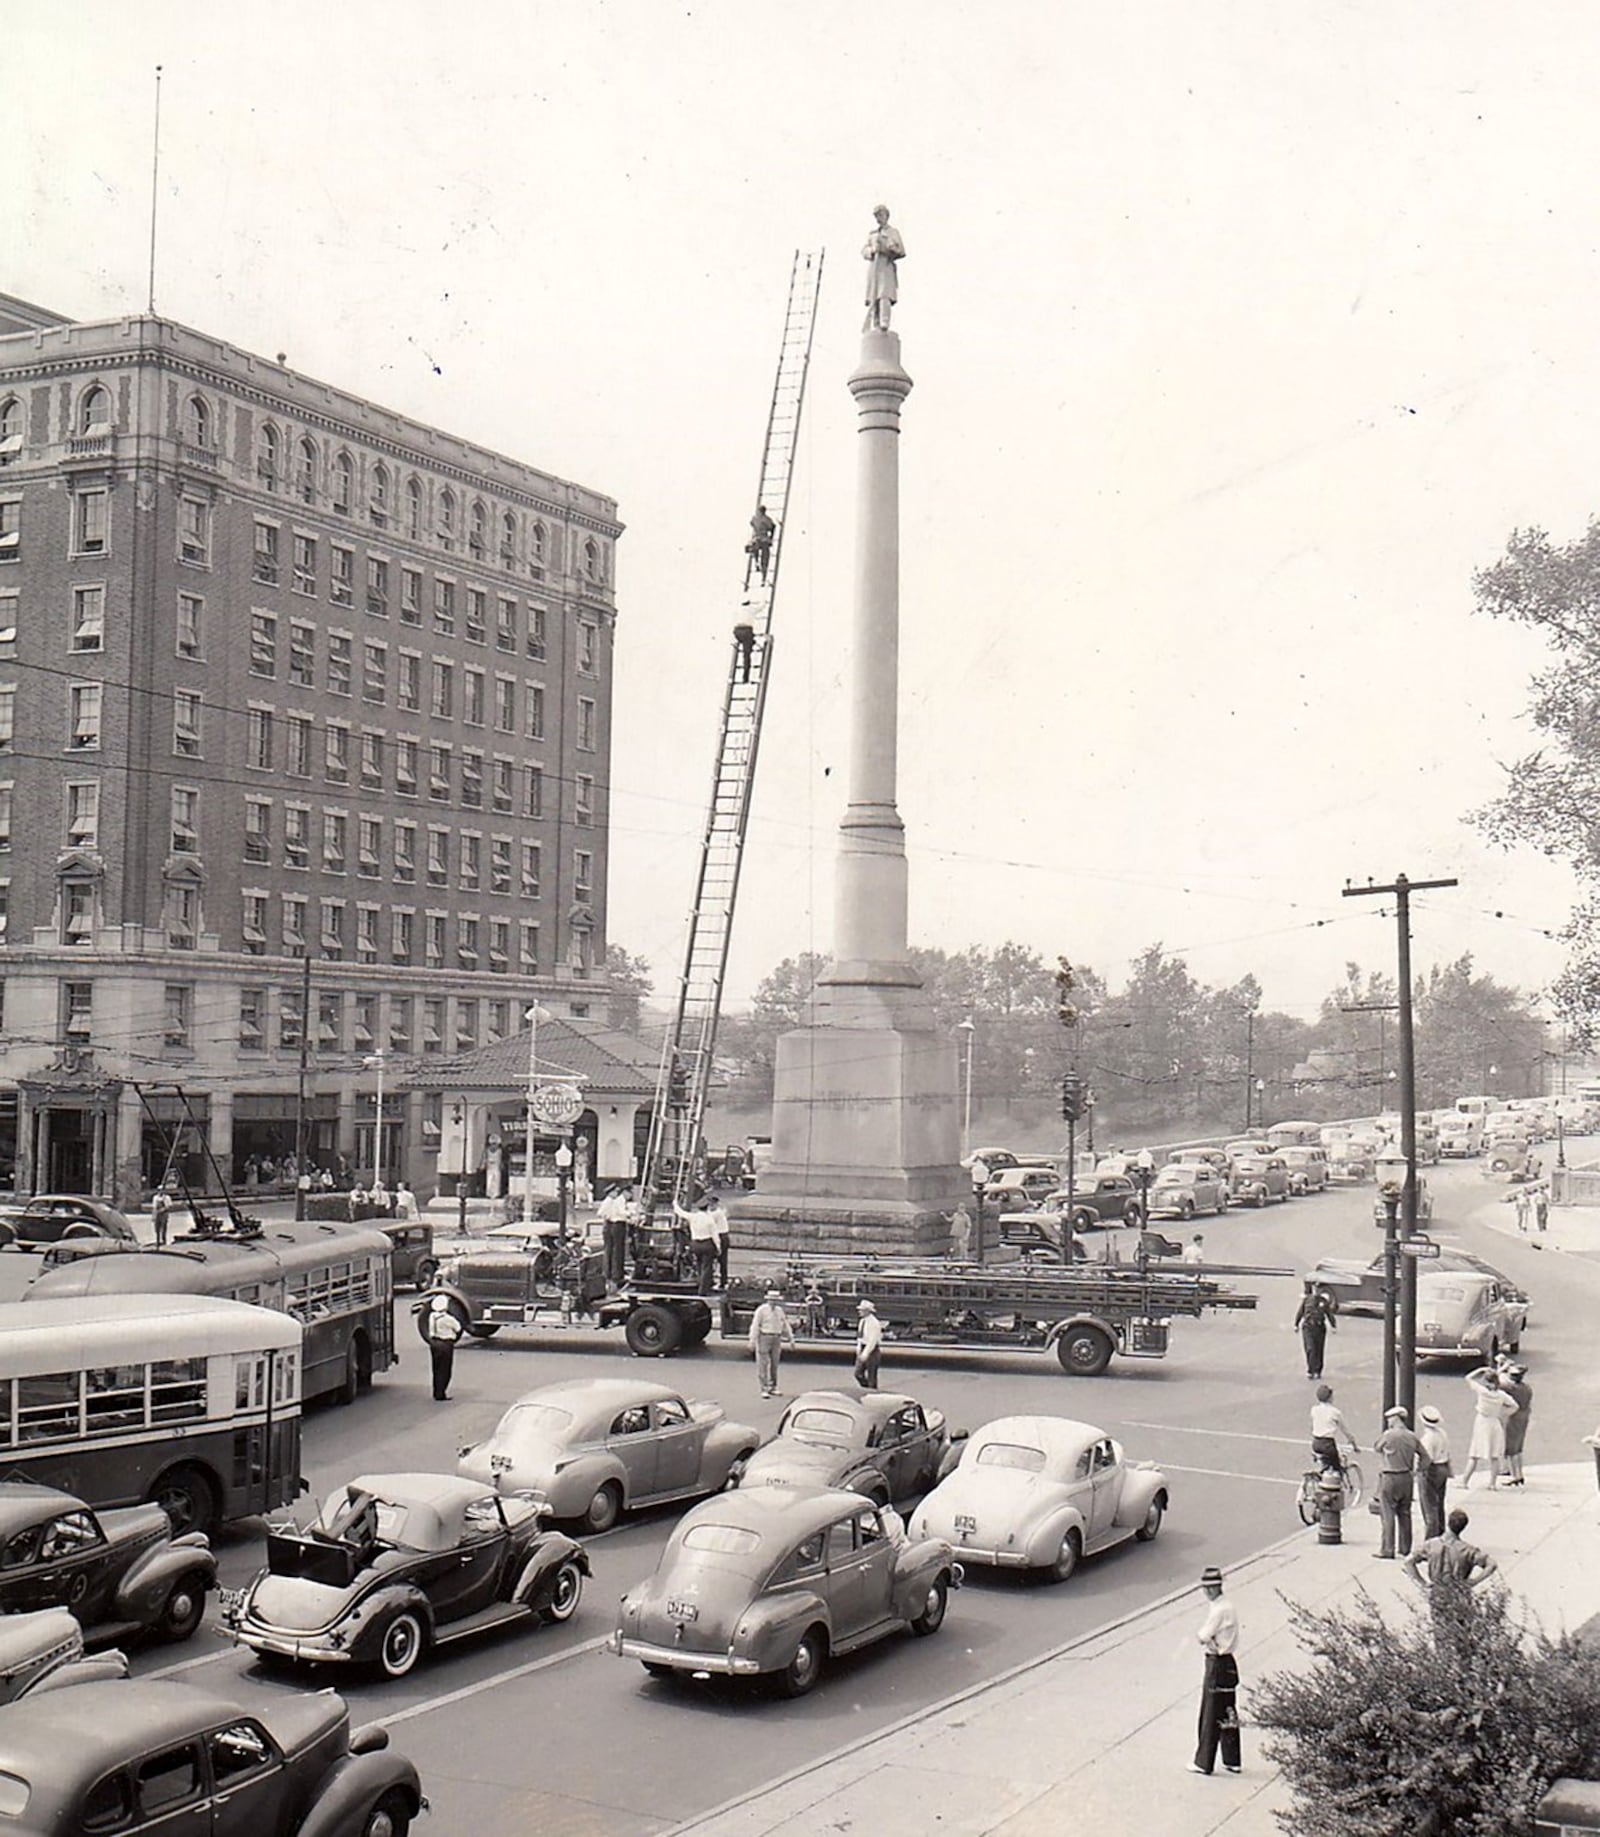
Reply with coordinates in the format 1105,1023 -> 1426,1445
25,1218 -> 393,1407
0,1294 -> 302,1536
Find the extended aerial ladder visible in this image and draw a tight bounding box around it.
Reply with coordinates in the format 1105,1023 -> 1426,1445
639,251 -> 824,1222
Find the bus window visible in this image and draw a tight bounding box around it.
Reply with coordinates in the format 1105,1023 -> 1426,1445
235,1356 -> 266,1413
150,1358 -> 207,1425
85,1365 -> 146,1435
17,1373 -> 79,1443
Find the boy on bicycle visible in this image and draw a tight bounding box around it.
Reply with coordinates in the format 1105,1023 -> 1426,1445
1310,1384 -> 1360,1474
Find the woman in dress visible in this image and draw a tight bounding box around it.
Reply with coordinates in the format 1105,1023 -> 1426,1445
1459,1366 -> 1518,1489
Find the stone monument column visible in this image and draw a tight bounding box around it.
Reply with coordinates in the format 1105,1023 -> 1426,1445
732,209 -> 964,1256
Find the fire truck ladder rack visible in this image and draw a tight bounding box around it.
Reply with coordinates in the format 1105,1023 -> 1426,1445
641,250 -> 824,1222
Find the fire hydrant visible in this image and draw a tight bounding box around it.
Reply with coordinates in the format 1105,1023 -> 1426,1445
1316,1468 -> 1344,1545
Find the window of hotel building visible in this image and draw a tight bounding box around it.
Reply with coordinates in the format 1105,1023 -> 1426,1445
521,841 -> 541,898
465,588 -> 486,645
0,782 -> 11,851
458,919 -> 480,974
576,774 -> 594,825
524,765 -> 543,819
578,622 -> 598,674
78,386 -> 111,435
490,837 -> 512,894
244,800 -> 271,864
488,920 -> 510,974
173,689 -> 202,758
578,698 -> 597,751
463,668 -> 485,726
430,659 -> 453,720
71,585 -> 104,652
283,805 -> 309,870
292,534 -> 317,596
404,476 -> 422,541
331,452 -> 353,517
287,621 -> 314,686
395,738 -> 418,797
250,612 -> 277,677
496,597 -> 517,652
252,521 -> 279,585
282,896 -> 308,961
280,982 -> 306,1046
0,588 -> 16,647
170,786 -> 199,854
0,684 -> 12,751
582,537 -> 604,583
367,556 -> 389,616
469,501 -> 487,562
397,651 -> 420,712
62,881 -> 94,947
239,988 -> 266,1050
0,499 -> 19,563
425,914 -> 446,971
319,904 -> 346,966
461,750 -> 483,809
400,567 -> 421,625
241,892 -> 268,954
426,827 -> 448,888
437,490 -> 456,553
358,814 -> 382,877
296,438 -> 318,504
391,910 -> 414,968
65,780 -> 98,849
331,545 -> 354,608
0,397 -> 21,462
71,490 -> 108,557
322,810 -> 347,875
359,730 -> 383,789
163,985 -> 192,1049
428,744 -> 452,802
327,632 -> 352,697
575,850 -> 593,901
69,684 -> 101,751
164,881 -> 198,949
529,521 -> 546,577
488,997 -> 509,1037
525,683 -> 544,741
520,921 -> 540,972
491,759 -> 513,814
422,996 -> 445,1053
459,833 -> 480,891
177,498 -> 210,569
247,707 -> 273,771
369,464 -> 390,529
389,991 -> 413,1050
356,911 -> 380,967
285,714 -> 312,779
454,990 -> 478,1045
433,579 -> 455,636
325,721 -> 349,782
494,676 -> 515,733
62,980 -> 93,1041
256,422 -> 279,492
393,820 -> 416,882
363,641 -> 387,704
176,592 -> 203,658
186,396 -> 211,449
500,511 -> 517,571
527,605 -> 547,658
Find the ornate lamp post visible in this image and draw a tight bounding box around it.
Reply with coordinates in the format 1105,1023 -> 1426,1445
555,1138 -> 574,1243
957,1017 -> 975,1156
522,1004 -> 552,1230
361,1048 -> 386,1191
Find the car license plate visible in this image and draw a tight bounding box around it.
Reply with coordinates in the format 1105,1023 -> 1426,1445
217,1586 -> 246,1620
954,1514 -> 977,1535
490,1453 -> 513,1473
666,1600 -> 698,1623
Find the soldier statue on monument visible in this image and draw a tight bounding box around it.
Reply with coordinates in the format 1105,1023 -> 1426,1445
862,204 -> 905,332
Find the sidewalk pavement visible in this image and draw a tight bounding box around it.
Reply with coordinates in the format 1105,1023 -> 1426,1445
1473,1177 -> 1600,1260
670,1462 -> 1600,1837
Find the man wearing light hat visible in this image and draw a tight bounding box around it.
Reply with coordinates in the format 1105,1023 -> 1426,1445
854,1298 -> 883,1390
1373,1404 -> 1425,1559
1189,1565 -> 1241,1776
1417,1404 -> 1452,1539
748,1287 -> 795,1399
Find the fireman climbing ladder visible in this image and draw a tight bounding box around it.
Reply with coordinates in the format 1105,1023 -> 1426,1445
640,250 -> 824,1218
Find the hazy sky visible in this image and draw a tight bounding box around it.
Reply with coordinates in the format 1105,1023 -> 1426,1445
11,3 -> 1598,1029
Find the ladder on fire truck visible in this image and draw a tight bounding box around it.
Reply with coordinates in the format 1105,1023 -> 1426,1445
639,250 -> 824,1219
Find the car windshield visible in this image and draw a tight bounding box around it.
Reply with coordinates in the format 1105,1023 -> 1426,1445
681,1523 -> 762,1555
974,1441 -> 1047,1472
784,1408 -> 855,1443
504,1403 -> 574,1438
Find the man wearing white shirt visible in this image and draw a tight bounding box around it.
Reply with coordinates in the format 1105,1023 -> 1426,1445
1189,1565 -> 1241,1776
674,1199 -> 719,1295
596,1185 -> 633,1289
854,1299 -> 884,1389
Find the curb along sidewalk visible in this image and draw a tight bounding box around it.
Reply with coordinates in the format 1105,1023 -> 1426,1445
670,1464 -> 1600,1837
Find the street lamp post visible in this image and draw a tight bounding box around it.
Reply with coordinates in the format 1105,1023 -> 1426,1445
1253,1078 -> 1265,1133
555,1138 -> 574,1243
1133,1147 -> 1156,1231
362,1049 -> 386,1192
522,1004 -> 552,1230
958,1017 -> 975,1156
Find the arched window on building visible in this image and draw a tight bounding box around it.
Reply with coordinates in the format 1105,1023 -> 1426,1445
529,519 -> 546,576
79,385 -> 112,436
332,451 -> 354,515
582,536 -> 603,583
370,462 -> 390,527
186,395 -> 211,449
500,510 -> 517,569
405,476 -> 423,540
438,488 -> 456,551
296,436 -> 318,503
469,499 -> 487,561
256,421 -> 280,491
0,398 -> 22,464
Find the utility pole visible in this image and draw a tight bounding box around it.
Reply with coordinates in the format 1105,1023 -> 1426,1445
1343,873 -> 1458,1420
292,954 -> 312,1221
1243,1009 -> 1255,1131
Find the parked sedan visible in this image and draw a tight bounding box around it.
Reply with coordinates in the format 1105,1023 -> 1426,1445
611,1486 -> 960,1697
0,1196 -> 138,1253
1146,1164 -> 1226,1220
737,1391 -> 962,1504
0,1608 -> 129,1703
458,1378 -> 760,1533
1304,1249 -> 1530,1320
226,1472 -> 587,1678
0,1676 -> 424,1837
1229,1153 -> 1291,1206
0,1481 -> 215,1646
1046,1173 -> 1144,1231
911,1417 -> 1168,1581
1280,1147 -> 1330,1194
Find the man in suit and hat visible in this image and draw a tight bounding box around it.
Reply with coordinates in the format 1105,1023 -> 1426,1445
1188,1565 -> 1241,1776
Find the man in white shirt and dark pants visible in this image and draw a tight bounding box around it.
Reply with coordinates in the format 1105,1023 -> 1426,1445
1189,1565 -> 1241,1776
854,1299 -> 883,1389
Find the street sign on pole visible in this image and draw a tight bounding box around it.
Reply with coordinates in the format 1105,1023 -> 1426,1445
530,1083 -> 583,1127
1400,1238 -> 1440,1258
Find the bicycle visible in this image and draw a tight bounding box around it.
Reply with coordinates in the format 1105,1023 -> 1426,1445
1297,1456 -> 1364,1525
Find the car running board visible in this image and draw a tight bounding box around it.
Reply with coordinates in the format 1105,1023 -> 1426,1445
430,1602 -> 536,1646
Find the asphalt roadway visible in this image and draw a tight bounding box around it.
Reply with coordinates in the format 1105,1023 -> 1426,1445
95,1152 -> 1600,1835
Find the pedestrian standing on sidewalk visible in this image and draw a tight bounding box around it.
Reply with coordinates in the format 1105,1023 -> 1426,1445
1514,1187 -> 1531,1234
1374,1405 -> 1425,1559
1188,1566 -> 1241,1777
1535,1185 -> 1550,1233
748,1288 -> 794,1398
150,1187 -> 172,1249
854,1299 -> 883,1389
1403,1507 -> 1498,1610
1500,1363 -> 1533,1486
1460,1366 -> 1517,1489
1417,1403 -> 1453,1539
1293,1284 -> 1338,1379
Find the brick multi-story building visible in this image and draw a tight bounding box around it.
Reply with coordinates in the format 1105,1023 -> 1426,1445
0,291 -> 620,1203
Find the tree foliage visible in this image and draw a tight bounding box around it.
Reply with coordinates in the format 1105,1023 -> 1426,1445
1256,1582 -> 1600,1837
603,944 -> 653,1034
